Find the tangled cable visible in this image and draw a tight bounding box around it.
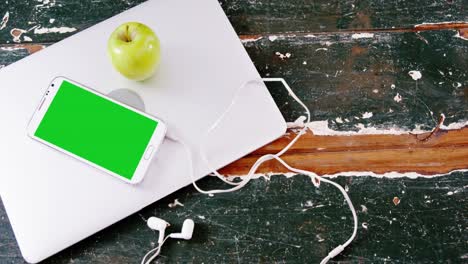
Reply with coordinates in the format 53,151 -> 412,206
166,78 -> 357,264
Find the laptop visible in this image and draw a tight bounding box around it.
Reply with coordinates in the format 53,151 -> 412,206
0,0 -> 286,262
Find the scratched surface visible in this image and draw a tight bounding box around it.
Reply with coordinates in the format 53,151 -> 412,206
245,30 -> 468,131
0,0 -> 467,263
1,174 -> 467,263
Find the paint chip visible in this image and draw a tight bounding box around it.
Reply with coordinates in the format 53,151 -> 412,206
0,11 -> 9,30
393,197 -> 400,206
316,234 -> 325,242
197,215 -> 206,220
10,28 -> 27,43
394,93 -> 402,103
362,222 -> 368,229
335,117 -> 343,124
275,51 -> 291,60
168,198 -> 184,208
408,70 -> 422,80
391,84 -> 396,89
23,36 -> 32,42
268,35 -> 278,42
49,18 -> 55,24
361,205 -> 368,213
303,61 -> 307,65
362,112 -> 373,119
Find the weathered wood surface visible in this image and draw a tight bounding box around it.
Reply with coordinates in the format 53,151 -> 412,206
221,127 -> 468,176
0,0 -> 467,263
1,174 -> 467,263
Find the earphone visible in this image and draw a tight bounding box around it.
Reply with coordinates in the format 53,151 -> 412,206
142,217 -> 195,264
143,78 -> 357,264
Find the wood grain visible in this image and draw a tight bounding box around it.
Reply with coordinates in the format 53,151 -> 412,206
220,127 -> 468,175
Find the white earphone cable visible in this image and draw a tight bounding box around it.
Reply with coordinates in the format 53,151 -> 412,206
141,235 -> 170,264
167,78 -> 358,263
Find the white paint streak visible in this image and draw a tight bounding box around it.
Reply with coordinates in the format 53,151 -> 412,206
286,115 -> 466,136
226,169 -> 468,181
362,112 -> 373,119
275,52 -> 291,60
35,0 -> 56,9
361,205 -> 368,213
394,93 -> 403,103
240,36 -> 262,43
33,26 -> 77,34
0,46 -> 23,51
351,33 -> 374,39
0,11 -> 9,30
441,120 -> 468,130
197,215 -> 206,220
409,70 -> 422,80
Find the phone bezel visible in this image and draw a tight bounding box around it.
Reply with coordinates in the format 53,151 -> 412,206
27,76 -> 167,184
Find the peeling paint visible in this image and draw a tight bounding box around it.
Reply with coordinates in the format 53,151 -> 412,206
168,199 -> 184,208
240,36 -> 263,43
33,26 -> 77,34
268,35 -> 278,42
351,33 -> 374,39
275,51 -> 291,60
454,31 -> 468,41
409,70 -> 422,80
0,11 -> 9,30
10,28 -> 27,43
394,93 -> 403,103
362,112 -> 373,119
286,116 -> 467,136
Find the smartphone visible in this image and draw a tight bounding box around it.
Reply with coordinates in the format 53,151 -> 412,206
27,77 -> 167,184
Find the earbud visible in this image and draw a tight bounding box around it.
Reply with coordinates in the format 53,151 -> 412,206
147,217 -> 170,244
169,219 -> 195,240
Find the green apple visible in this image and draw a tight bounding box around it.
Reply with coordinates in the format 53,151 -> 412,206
107,22 -> 161,81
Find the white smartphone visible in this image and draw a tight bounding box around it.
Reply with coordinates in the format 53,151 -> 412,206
27,77 -> 167,184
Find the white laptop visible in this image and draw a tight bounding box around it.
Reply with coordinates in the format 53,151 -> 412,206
0,0 -> 286,262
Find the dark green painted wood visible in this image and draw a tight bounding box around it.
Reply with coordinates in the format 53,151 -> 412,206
245,30 -> 468,130
1,173 -> 467,263
0,0 -> 146,44
220,0 -> 467,34
0,0 -> 466,45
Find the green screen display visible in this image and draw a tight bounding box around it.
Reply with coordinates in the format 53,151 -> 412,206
35,81 -> 158,180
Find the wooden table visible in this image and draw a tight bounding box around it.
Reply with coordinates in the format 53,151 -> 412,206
1,1 -> 467,263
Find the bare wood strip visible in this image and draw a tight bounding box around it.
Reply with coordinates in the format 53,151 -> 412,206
220,127 -> 468,176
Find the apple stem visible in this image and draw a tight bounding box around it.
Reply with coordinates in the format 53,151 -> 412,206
124,25 -> 131,42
